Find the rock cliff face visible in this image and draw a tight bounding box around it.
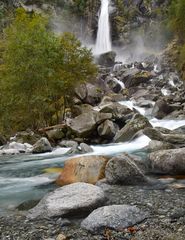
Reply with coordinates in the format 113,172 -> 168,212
4,0 -> 170,46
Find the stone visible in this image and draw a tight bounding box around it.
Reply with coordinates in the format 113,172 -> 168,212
79,143 -> 93,153
120,68 -> 153,88
28,183 -> 106,219
46,129 -> 65,142
97,51 -> 116,67
75,83 -> 87,101
56,233 -> 67,240
97,120 -> 117,139
56,155 -> 109,186
67,110 -> 112,138
143,127 -> 185,145
59,140 -> 78,148
81,205 -> 148,233
85,83 -> 103,105
12,130 -> 40,145
32,137 -> 52,154
105,153 -> 147,185
114,113 -> 152,142
100,102 -> 133,122
152,99 -> 173,119
149,148 -> 185,174
147,140 -> 175,152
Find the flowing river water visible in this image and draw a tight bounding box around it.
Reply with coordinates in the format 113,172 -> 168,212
1,100 -> 185,215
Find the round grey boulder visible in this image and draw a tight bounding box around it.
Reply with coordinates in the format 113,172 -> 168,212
32,137 -> 52,154
81,204 -> 148,233
27,183 -> 106,219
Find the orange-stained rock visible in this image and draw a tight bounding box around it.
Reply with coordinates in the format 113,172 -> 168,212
56,155 -> 109,186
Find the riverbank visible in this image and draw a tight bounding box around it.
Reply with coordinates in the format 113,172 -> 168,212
0,182 -> 185,240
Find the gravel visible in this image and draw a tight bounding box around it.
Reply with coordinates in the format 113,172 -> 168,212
0,182 -> 185,240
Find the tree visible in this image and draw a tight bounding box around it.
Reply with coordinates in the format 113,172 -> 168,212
168,0 -> 185,42
0,8 -> 97,133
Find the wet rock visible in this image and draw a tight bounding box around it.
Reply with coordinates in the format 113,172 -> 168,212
67,110 -> 112,138
28,183 -> 106,219
105,153 -> 147,185
85,83 -> 103,105
59,140 -> 78,148
11,130 -> 40,145
46,129 -> 65,142
56,155 -> 109,186
81,205 -> 148,233
97,120 -> 117,139
106,77 -> 122,93
100,102 -> 133,122
147,140 -> 175,152
152,99 -> 173,119
149,148 -> 185,174
32,137 -> 52,154
114,113 -> 152,142
75,83 -> 87,101
143,127 -> 185,145
97,51 -> 116,67
79,143 -> 93,153
120,69 -> 153,88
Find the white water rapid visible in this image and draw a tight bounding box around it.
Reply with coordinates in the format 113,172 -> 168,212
94,0 -> 112,55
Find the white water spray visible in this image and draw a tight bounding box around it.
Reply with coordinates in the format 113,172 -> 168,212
94,0 -> 112,55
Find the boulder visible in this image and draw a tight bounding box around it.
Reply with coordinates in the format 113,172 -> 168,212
106,77 -> 122,93
120,68 -> 153,88
75,83 -> 87,101
100,102 -> 133,122
28,182 -> 106,219
56,155 -> 109,186
97,120 -> 117,139
81,205 -> 148,233
152,99 -> 173,119
79,143 -> 93,153
32,137 -> 52,154
59,140 -> 78,148
105,153 -> 147,185
143,127 -> 185,145
46,128 -> 65,142
149,148 -> 185,174
147,140 -> 175,152
114,113 -> 152,142
85,83 -> 103,105
97,51 -> 116,67
12,130 -> 40,145
67,110 -> 112,138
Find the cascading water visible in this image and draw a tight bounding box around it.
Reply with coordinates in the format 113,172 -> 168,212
94,0 -> 112,55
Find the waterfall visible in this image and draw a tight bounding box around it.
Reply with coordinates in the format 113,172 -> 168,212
94,0 -> 112,55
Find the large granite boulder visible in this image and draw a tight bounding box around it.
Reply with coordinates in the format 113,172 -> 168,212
147,140 -> 174,152
32,137 -> 52,154
120,68 -> 153,88
85,83 -> 103,105
67,110 -> 112,138
97,51 -> 116,67
56,155 -> 109,186
97,120 -> 117,140
46,128 -> 65,142
28,183 -> 106,219
143,127 -> 185,145
114,113 -> 152,142
152,99 -> 173,119
81,205 -> 148,233
149,148 -> 185,174
12,130 -> 40,145
100,102 -> 133,122
105,153 -> 147,185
